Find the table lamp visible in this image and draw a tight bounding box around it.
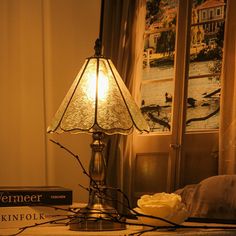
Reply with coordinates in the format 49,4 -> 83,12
47,1 -> 149,231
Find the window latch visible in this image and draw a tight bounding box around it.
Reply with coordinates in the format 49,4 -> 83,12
170,143 -> 181,149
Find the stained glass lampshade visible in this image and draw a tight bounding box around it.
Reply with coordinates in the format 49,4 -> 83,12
47,56 -> 149,135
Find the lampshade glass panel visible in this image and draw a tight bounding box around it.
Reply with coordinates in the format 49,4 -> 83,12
47,60 -> 89,133
96,59 -> 133,132
60,59 -> 97,131
107,60 -> 149,132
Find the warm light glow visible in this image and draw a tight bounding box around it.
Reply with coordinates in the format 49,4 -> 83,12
86,72 -> 96,101
85,63 -> 109,101
98,70 -> 109,100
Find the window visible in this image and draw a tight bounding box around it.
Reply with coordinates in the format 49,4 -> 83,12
141,0 -> 227,133
187,0 -> 226,131
142,0 -> 178,132
202,10 -> 207,20
131,0 -> 228,204
209,9 -> 214,19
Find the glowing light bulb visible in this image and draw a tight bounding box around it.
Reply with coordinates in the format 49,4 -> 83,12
98,70 -> 109,101
85,68 -> 109,101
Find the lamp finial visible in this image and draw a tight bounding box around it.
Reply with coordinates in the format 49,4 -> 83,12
94,38 -> 102,56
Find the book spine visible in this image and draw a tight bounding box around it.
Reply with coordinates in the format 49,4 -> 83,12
0,191 -> 72,207
0,206 -> 72,229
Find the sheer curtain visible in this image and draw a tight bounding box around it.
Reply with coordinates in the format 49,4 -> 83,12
219,0 -> 236,174
102,0 -> 146,201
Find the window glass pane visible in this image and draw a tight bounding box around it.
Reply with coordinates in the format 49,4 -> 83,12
186,0 -> 227,132
189,22 -> 225,76
141,0 -> 178,133
146,0 -> 177,31
141,80 -> 173,132
190,0 -> 226,74
189,60 -> 216,77
186,76 -> 220,131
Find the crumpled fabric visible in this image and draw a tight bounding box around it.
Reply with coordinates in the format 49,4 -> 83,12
175,175 -> 236,219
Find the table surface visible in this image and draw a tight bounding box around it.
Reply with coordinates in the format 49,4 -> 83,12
1,222 -> 236,236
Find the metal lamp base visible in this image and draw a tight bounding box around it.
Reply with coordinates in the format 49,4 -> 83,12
69,203 -> 126,231
69,133 -> 126,231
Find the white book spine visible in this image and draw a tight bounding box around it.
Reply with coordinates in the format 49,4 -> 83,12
0,205 -> 71,229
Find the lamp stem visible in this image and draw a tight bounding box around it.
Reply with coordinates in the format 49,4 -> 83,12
88,132 -> 106,204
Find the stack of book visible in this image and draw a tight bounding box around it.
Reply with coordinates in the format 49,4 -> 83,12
0,186 -> 73,229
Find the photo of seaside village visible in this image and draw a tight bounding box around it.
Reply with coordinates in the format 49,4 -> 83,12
141,0 -> 226,132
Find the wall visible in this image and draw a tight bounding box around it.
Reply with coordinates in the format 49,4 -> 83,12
0,0 -> 100,203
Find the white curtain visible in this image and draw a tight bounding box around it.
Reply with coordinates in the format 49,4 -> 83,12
122,1 -> 146,203
102,0 -> 146,204
219,0 -> 236,174
0,0 -> 47,186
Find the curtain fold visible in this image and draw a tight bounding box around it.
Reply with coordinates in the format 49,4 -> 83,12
102,0 -> 146,207
219,0 -> 236,174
